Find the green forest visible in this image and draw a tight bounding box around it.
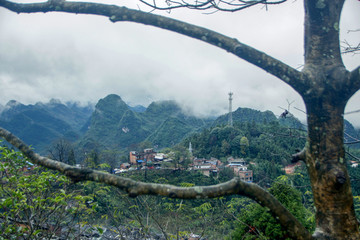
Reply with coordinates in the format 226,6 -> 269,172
2,119 -> 360,239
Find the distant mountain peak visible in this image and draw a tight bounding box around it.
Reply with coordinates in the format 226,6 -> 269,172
146,100 -> 181,114
49,98 -> 62,105
128,104 -> 147,113
102,94 -> 123,101
95,94 -> 128,111
5,100 -> 23,108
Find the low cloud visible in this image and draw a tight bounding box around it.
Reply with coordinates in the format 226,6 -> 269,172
0,0 -> 359,127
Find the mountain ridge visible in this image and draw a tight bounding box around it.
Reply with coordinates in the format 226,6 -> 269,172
1,94 -> 358,154
0,99 -> 94,153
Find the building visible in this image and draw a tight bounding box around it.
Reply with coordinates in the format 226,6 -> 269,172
120,162 -> 131,169
192,158 -> 222,177
129,148 -> 156,165
227,157 -> 247,166
234,167 -> 253,182
142,148 -> 156,164
226,158 -> 253,182
129,151 -> 138,165
154,153 -> 166,161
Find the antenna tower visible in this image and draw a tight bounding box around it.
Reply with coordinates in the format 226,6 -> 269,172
228,92 -> 233,126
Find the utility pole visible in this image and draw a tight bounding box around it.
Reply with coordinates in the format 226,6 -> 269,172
228,92 -> 233,126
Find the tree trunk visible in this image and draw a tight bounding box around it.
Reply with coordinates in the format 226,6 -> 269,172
305,94 -> 359,239
302,2 -> 360,238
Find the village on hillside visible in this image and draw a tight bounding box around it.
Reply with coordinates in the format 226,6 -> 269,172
113,146 -> 254,183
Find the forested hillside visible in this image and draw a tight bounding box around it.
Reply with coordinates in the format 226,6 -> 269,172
1,99 -> 360,239
79,94 -> 211,151
1,94 -> 358,156
0,99 -> 93,153
184,121 -> 306,161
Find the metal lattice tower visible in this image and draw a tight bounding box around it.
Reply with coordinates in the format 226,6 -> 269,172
228,92 -> 233,126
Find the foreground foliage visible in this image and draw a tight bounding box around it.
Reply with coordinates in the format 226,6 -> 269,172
1,144 -> 318,239
0,145 -> 97,240
229,178 -> 315,240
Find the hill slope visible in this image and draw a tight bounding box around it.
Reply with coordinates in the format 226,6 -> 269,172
0,100 -> 93,153
79,95 -> 210,150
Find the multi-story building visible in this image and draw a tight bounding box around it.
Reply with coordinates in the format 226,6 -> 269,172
192,158 -> 222,177
226,158 -> 253,183
129,151 -> 138,165
129,148 -> 156,165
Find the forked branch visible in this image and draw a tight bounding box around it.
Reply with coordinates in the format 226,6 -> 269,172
342,40 -> 360,55
0,127 -> 312,239
292,147 -> 307,163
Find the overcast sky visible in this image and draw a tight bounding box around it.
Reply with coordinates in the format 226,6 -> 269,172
0,0 -> 359,126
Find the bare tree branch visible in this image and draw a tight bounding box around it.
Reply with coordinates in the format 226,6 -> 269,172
0,126 -> 312,240
344,132 -> 360,145
345,109 -> 360,115
346,151 -> 360,162
342,28 -> 360,55
341,40 -> 360,55
344,141 -> 360,145
0,0 -> 307,93
139,0 -> 287,13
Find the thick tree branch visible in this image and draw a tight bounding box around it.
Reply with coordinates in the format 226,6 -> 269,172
304,0 -> 344,67
292,147 -> 307,163
0,0 -> 307,93
0,126 -> 312,240
348,66 -> 360,94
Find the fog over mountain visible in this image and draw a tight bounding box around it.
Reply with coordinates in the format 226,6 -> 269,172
0,93 -> 359,156
1,0 -> 359,127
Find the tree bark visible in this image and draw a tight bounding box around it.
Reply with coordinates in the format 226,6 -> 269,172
301,1 -> 360,238
304,94 -> 359,239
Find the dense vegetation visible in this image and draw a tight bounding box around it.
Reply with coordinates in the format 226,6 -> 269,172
0,118 -> 313,239
79,95 -> 211,151
1,96 -> 360,239
181,121 -> 306,187
0,144 -> 315,240
1,114 -> 360,239
0,145 -> 98,239
0,100 -> 93,154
